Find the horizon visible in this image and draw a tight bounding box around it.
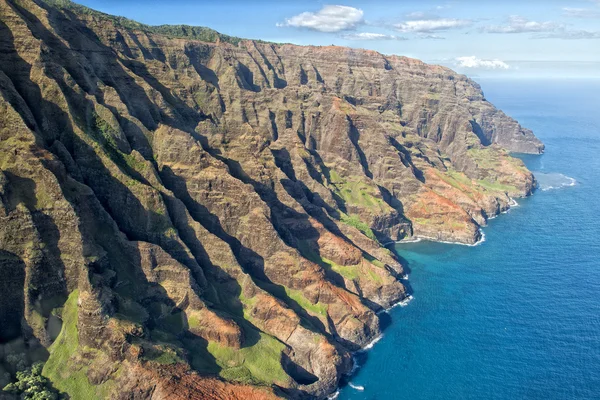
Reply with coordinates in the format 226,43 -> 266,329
71,0 -> 600,79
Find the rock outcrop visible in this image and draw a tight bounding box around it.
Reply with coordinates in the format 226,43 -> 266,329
0,0 -> 542,398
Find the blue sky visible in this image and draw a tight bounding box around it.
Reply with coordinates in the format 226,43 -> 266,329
76,0 -> 600,78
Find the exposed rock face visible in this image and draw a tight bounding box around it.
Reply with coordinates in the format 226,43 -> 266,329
0,0 -> 542,398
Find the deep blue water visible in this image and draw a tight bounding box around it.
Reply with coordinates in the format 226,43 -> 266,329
338,79 -> 600,400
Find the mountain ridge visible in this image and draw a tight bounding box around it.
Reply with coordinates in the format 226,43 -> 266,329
0,0 -> 542,399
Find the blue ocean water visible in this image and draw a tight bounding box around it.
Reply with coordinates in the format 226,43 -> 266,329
338,79 -> 600,400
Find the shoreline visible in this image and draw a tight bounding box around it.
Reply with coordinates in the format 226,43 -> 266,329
328,196 -> 523,399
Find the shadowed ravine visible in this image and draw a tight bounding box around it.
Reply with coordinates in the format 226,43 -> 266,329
0,1 -> 543,398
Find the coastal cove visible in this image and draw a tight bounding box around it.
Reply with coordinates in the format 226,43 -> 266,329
337,79 -> 600,400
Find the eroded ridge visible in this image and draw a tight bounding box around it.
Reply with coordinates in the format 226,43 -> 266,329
0,0 -> 542,398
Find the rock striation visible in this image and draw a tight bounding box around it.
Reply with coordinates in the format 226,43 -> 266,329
0,0 -> 543,399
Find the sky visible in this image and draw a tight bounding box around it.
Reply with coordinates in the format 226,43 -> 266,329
75,0 -> 600,78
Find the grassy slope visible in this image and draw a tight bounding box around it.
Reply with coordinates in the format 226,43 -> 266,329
43,290 -> 116,400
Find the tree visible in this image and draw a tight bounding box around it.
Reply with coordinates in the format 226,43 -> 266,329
2,363 -> 58,400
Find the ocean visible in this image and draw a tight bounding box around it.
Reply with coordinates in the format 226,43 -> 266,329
337,79 -> 600,400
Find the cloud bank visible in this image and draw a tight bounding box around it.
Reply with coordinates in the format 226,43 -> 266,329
277,5 -> 363,33
562,7 -> 600,18
456,56 -> 510,69
341,32 -> 406,40
394,18 -> 472,33
483,16 -> 562,33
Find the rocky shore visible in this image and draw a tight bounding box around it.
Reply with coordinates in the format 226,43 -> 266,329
0,0 -> 542,398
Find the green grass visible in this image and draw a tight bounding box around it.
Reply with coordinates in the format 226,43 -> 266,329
121,152 -> 148,173
43,290 -> 115,400
141,343 -> 184,365
324,257 -> 384,283
297,240 -> 385,284
411,217 -> 438,225
476,179 -> 517,193
283,287 -> 328,316
188,314 -> 201,329
367,270 -> 383,284
207,332 -> 289,386
328,170 -> 388,214
441,169 -> 476,191
340,213 -> 378,241
364,253 -> 385,269
330,263 -> 360,280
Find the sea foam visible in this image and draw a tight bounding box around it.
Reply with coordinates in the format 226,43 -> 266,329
348,383 -> 365,391
535,172 -> 577,191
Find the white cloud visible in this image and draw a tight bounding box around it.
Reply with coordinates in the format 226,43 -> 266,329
418,33 -> 446,40
483,15 -> 562,33
341,32 -> 407,40
456,56 -> 510,69
404,11 -> 434,20
535,29 -> 600,39
394,18 -> 472,33
562,7 -> 600,18
277,5 -> 364,33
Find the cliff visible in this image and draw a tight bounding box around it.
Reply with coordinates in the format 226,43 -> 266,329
0,0 -> 543,399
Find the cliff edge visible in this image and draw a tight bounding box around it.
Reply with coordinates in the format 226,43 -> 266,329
0,0 -> 542,398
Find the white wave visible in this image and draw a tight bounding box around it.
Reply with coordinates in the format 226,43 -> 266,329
395,237 -> 422,245
509,198 -> 519,207
395,294 -> 414,308
348,382 -> 365,391
407,229 -> 486,247
327,390 -> 340,399
378,295 -> 414,315
361,333 -> 384,351
535,172 -> 577,192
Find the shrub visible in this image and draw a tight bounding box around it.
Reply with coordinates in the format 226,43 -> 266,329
3,362 -> 59,400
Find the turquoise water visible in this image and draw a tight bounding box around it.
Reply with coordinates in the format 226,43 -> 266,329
338,79 -> 600,400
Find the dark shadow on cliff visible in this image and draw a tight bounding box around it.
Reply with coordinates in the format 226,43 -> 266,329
347,116 -> 373,179
0,15 -> 224,377
470,120 -> 492,146
158,165 -> 329,336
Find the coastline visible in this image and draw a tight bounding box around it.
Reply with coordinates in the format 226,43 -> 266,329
329,195 -> 525,399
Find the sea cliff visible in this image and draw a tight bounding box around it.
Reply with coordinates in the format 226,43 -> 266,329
0,0 -> 542,398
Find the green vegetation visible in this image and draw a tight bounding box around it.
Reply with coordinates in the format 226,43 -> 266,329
340,213 -> 378,241
283,287 -> 328,316
476,179 -> 517,193
3,362 -> 59,400
141,343 -> 184,365
188,314 -> 201,329
441,169 -> 475,191
324,256 -> 383,283
35,188 -> 55,209
207,332 -> 289,386
467,147 -> 502,170
121,152 -> 148,173
259,280 -> 328,317
43,290 -> 115,399
364,253 -> 385,268
367,270 -> 383,284
297,240 -> 384,284
328,170 -> 388,214
46,0 -> 277,45
443,168 -> 518,195
411,217 -> 439,226
89,112 -> 145,185
329,263 -> 360,280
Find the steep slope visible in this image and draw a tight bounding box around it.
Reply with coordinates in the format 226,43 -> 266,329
0,0 -> 542,399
